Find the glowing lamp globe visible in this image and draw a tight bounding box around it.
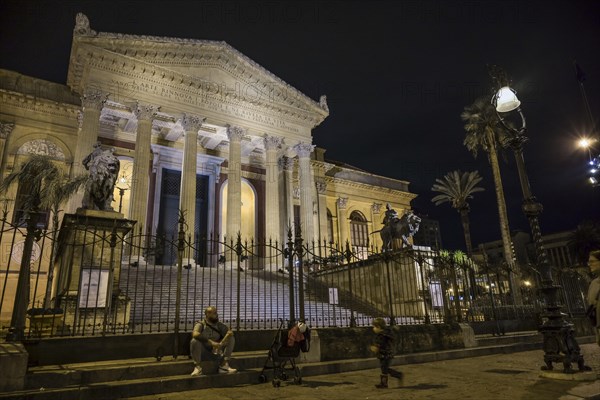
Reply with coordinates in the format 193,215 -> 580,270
494,86 -> 521,113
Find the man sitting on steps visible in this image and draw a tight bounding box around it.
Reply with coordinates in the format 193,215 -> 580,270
190,306 -> 237,376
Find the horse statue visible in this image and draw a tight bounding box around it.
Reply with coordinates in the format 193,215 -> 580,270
81,142 -> 120,211
373,211 -> 421,251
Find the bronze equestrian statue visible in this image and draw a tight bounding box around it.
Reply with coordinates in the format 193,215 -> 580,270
373,208 -> 421,251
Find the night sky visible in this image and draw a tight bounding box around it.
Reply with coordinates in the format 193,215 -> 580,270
1,0 -> 599,250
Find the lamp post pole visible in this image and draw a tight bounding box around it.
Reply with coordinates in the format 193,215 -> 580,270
117,187 -> 127,214
489,66 -> 590,373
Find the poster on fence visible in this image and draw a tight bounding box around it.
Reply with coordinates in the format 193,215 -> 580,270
79,269 -> 109,308
429,282 -> 444,308
328,288 -> 339,305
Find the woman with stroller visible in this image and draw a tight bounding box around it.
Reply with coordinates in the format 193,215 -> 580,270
370,317 -> 403,389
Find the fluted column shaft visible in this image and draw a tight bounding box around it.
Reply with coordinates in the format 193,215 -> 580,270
316,179 -> 328,242
337,197 -> 349,246
180,114 -> 204,242
282,156 -> 295,234
226,126 -> 245,240
264,135 -> 283,242
371,203 -> 383,249
130,103 -> 159,230
69,89 -> 107,212
0,122 -> 15,172
294,143 -> 316,242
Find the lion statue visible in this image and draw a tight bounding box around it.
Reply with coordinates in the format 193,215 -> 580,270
81,142 -> 120,211
373,210 -> 421,251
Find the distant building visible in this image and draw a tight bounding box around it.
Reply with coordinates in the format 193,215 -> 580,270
412,216 -> 442,251
472,229 -> 578,272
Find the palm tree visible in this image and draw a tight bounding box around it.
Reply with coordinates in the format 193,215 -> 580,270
0,155 -> 87,339
461,96 -> 521,305
431,170 -> 484,257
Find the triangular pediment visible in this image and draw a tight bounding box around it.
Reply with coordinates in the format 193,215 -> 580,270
68,23 -> 328,126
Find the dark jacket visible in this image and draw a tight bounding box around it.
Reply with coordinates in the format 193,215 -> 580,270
374,327 -> 395,359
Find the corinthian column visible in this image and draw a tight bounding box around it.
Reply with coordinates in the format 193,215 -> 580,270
130,102 -> 159,230
281,156 -> 295,235
226,125 -> 245,241
371,202 -> 383,249
69,88 -> 108,212
180,113 -> 205,244
0,122 -> 15,172
293,143 -> 316,243
337,197 -> 349,246
315,179 -> 328,241
263,134 -> 283,242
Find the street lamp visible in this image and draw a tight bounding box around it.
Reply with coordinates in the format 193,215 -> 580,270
116,174 -> 129,214
577,138 -> 600,187
489,66 -> 590,373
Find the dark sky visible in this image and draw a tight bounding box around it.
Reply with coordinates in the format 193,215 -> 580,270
1,0 -> 599,250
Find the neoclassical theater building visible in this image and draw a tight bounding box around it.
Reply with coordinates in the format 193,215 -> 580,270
0,14 -> 416,263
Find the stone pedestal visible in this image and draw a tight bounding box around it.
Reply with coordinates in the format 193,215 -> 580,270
53,209 -> 134,335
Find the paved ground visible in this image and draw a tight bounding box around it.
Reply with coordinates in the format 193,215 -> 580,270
127,343 -> 600,400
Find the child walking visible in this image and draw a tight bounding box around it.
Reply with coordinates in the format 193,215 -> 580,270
370,317 -> 403,389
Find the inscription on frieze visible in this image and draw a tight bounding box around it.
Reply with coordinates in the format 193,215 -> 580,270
108,78 -> 301,133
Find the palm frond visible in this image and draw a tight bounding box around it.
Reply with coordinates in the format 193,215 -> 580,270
431,170 -> 484,211
0,154 -> 87,216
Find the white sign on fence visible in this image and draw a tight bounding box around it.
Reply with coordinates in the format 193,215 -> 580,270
79,269 -> 110,308
429,282 -> 444,308
328,287 -> 339,305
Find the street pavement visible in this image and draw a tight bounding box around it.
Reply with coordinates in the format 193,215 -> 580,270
127,343 -> 600,400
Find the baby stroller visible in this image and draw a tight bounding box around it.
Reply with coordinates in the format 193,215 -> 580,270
258,319 -> 309,387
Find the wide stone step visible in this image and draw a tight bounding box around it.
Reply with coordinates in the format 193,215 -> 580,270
2,369 -> 274,400
25,351 -> 268,390
475,331 -> 542,347
4,334 -> 587,400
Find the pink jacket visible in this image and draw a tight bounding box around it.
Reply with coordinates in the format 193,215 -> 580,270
287,325 -> 305,347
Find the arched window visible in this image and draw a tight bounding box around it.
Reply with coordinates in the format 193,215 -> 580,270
12,139 -> 68,228
349,210 -> 369,259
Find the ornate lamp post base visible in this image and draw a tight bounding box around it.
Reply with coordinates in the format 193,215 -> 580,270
538,286 -> 590,373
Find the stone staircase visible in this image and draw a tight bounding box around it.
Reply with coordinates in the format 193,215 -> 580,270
118,265 -> 377,332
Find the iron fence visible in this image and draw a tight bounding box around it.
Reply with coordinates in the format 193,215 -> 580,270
0,212 -> 590,340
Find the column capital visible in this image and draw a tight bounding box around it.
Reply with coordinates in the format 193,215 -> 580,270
337,197 -> 348,210
280,156 -> 294,171
371,202 -> 382,214
293,142 -> 315,158
316,179 -> 327,194
77,110 -> 84,129
81,89 -> 108,111
181,113 -> 205,132
0,121 -> 15,139
263,134 -> 283,151
135,102 -> 161,121
226,125 -> 246,142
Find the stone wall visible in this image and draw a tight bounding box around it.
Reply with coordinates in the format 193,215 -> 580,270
24,323 -> 470,366
314,255 -> 427,320
314,323 -> 466,361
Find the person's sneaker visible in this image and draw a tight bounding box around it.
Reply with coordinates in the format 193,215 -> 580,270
190,366 -> 202,376
219,363 -> 237,374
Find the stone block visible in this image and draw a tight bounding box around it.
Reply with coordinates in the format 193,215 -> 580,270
458,323 -> 477,347
0,342 -> 28,392
298,328 -> 320,363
